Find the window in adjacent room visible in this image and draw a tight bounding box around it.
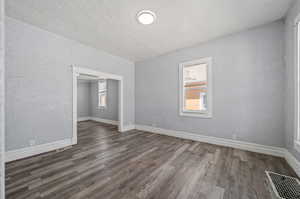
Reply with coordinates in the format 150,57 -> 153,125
98,79 -> 107,108
179,57 -> 212,118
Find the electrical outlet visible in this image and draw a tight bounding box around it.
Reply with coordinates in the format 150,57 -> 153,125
29,139 -> 36,146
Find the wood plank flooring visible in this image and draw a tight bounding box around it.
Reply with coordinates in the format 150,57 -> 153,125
6,121 -> 297,199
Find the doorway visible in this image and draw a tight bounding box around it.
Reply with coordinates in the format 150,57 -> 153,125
72,66 -> 124,145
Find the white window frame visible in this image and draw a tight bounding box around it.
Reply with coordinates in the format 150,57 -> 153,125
179,57 -> 213,118
295,15 -> 300,152
98,79 -> 107,109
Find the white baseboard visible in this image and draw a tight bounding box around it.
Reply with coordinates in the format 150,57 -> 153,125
6,121 -> 300,178
90,117 -> 119,125
135,124 -> 286,157
78,116 -> 133,132
135,124 -> 300,177
5,139 -> 73,162
284,150 -> 300,177
77,117 -> 91,122
81,117 -> 119,125
122,124 -> 135,132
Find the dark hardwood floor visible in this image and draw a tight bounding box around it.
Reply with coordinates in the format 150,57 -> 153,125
6,121 -> 297,199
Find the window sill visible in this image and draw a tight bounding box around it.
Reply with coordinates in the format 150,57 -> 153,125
179,112 -> 212,119
294,140 -> 300,153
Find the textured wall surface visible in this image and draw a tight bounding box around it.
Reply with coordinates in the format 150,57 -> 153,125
6,17 -> 135,151
284,1 -> 300,160
77,79 -> 119,121
90,79 -> 119,121
77,81 -> 91,118
136,20 -> 285,147
0,0 -> 4,197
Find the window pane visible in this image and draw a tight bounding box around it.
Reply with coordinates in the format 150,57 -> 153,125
184,87 -> 207,111
183,64 -> 208,112
183,63 -> 207,82
98,93 -> 106,107
98,79 -> 107,108
98,79 -> 106,91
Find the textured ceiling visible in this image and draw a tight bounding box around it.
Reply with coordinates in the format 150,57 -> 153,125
6,0 -> 293,61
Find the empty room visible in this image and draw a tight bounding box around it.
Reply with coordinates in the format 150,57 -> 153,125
2,0 -> 300,198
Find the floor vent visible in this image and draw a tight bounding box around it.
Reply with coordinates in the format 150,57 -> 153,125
265,171 -> 300,199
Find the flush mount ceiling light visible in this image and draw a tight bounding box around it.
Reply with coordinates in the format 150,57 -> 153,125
137,10 -> 156,25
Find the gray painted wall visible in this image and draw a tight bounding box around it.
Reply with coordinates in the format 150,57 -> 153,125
77,79 -> 119,121
77,81 -> 91,118
90,79 -> 118,121
0,0 -> 4,197
6,17 -> 135,151
135,20 -> 285,147
285,1 -> 300,160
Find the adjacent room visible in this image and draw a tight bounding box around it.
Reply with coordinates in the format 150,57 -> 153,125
77,74 -> 120,126
2,0 -> 300,198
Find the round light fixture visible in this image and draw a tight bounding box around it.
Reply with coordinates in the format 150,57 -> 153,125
137,10 -> 156,25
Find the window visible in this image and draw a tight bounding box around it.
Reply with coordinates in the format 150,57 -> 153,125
179,57 -> 212,118
98,79 -> 107,108
295,19 -> 300,152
